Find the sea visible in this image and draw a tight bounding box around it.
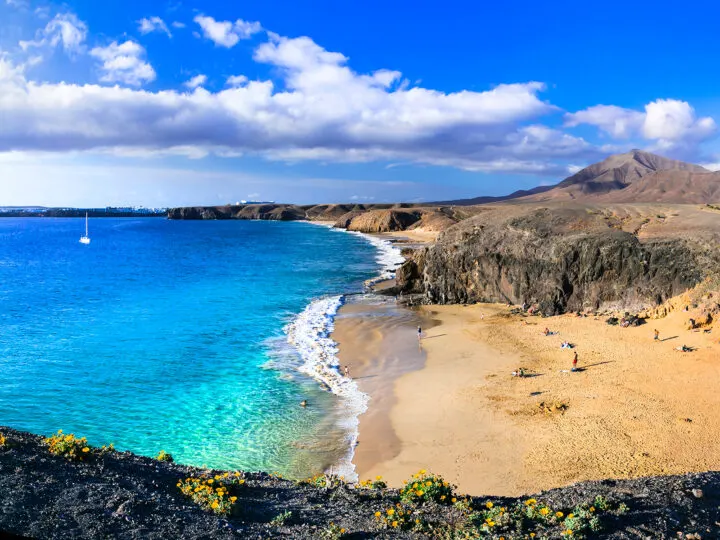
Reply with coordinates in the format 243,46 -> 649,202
0,217 -> 404,480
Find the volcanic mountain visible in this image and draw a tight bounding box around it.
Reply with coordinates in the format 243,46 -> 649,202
521,149 -> 720,203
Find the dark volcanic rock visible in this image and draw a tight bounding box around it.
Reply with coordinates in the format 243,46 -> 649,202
1,427 -> 719,538
400,207 -> 710,314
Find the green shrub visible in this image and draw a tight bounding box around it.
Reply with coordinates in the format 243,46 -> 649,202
156,450 -> 174,462
400,470 -> 455,505
44,430 -> 91,461
177,471 -> 245,515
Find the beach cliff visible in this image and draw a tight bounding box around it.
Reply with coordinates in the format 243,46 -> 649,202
397,205 -> 720,314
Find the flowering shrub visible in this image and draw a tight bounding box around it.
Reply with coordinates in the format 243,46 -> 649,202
0,432 -> 5,446
373,502 -> 421,531
318,522 -> 347,539
156,450 -> 173,462
177,471 -> 245,515
357,475 -> 387,490
44,430 -> 91,461
300,473 -> 345,489
400,470 -> 455,505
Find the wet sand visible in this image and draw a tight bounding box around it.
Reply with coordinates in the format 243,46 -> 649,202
332,296 -> 426,475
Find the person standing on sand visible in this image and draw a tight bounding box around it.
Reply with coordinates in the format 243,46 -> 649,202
654,329 -> 660,341
571,351 -> 578,372
343,365 -> 350,378
417,326 -> 422,340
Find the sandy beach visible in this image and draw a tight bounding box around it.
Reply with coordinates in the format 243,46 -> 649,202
338,293 -> 720,496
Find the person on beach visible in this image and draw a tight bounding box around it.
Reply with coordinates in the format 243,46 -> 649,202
343,365 -> 350,378
654,329 -> 660,341
417,326 -> 422,340
544,327 -> 550,336
571,351 -> 578,372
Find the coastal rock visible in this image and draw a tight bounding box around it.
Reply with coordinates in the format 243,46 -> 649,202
345,209 -> 423,233
401,207 -> 712,315
0,426 -> 719,538
167,205 -> 306,221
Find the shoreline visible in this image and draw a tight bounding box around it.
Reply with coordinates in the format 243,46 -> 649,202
282,222 -> 411,480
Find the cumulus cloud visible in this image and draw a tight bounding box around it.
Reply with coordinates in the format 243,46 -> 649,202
138,16 -> 172,37
90,40 -> 156,86
171,21 -> 186,29
4,28 -> 714,175
193,15 -> 262,47
184,74 -> 207,89
19,13 -> 88,55
226,74 -> 248,87
566,99 -> 716,156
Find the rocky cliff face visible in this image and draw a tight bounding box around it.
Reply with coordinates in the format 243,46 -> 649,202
398,207 -> 712,314
167,205 -> 307,221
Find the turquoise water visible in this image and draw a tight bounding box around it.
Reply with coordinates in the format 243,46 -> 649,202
0,218 -> 382,476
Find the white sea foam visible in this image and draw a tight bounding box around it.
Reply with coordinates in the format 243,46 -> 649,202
284,222 -> 406,480
345,231 -> 406,287
284,295 -> 368,481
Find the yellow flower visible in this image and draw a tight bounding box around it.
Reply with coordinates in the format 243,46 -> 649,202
540,507 -> 550,515
374,511 -> 381,517
211,501 -> 219,509
530,534 -> 536,538
375,475 -> 382,480
564,530 -> 574,536
556,511 -> 564,518
486,501 -> 493,509
82,447 -> 89,453
419,469 -> 426,474
391,521 -> 398,528
525,498 -> 537,505
440,495 -> 446,500
387,509 -> 395,515
207,479 -> 214,484
568,513 -> 574,519
451,497 -> 457,503
425,481 -> 432,487
589,506 -> 595,512
487,520 -> 495,527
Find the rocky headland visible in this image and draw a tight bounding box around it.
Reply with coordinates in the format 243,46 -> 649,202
396,204 -> 720,314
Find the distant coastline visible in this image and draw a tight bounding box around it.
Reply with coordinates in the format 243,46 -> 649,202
0,207 -> 166,218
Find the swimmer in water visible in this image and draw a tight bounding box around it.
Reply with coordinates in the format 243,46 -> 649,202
300,400 -> 307,408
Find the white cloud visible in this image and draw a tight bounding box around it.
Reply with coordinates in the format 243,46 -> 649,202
226,74 -> 248,87
5,0 -> 29,7
19,13 -> 88,55
193,15 -> 262,48
565,105 -> 644,138
138,16 -> 172,37
700,162 -> 720,172
642,99 -> 715,142
8,29 -> 715,176
184,74 -> 207,89
171,21 -> 186,29
90,40 -> 156,86
566,99 -> 716,154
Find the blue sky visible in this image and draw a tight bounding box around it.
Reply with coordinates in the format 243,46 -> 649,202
1,0 -> 720,207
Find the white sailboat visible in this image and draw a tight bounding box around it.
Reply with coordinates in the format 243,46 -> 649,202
79,212 -> 91,244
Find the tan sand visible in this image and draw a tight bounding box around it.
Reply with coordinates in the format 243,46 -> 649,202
348,301 -> 720,496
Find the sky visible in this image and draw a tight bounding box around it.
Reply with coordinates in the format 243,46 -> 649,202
2,1 -> 720,207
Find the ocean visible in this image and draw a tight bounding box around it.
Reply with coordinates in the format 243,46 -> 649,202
0,218 -> 403,479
